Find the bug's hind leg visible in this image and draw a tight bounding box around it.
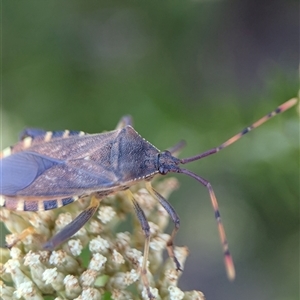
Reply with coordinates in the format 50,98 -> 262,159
145,182 -> 182,271
6,227 -> 37,249
43,194 -> 100,250
126,190 -> 155,300
115,115 -> 133,129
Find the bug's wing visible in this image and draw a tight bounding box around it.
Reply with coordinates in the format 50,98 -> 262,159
1,151 -> 61,195
21,157 -> 120,197
1,130 -> 124,198
27,130 -> 118,160
1,150 -> 120,198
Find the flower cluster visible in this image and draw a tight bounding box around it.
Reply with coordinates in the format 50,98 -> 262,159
0,178 -> 205,300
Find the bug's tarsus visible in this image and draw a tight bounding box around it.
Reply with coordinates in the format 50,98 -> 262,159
43,194 -> 100,250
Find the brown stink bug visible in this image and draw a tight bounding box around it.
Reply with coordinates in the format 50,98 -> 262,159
0,98 -> 297,299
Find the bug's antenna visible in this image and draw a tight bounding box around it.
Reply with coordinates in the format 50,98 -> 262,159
179,168 -> 235,280
177,98 -> 297,280
180,98 -> 297,164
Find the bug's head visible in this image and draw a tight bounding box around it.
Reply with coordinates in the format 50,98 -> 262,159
158,148 -> 211,180
157,151 -> 181,175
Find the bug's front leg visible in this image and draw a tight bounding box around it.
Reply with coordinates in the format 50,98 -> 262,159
43,195 -> 100,250
179,169 -> 235,280
145,182 -> 182,271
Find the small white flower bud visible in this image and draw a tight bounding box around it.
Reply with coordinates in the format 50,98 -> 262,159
168,286 -> 184,300
89,236 -> 110,253
80,269 -> 98,287
97,206 -> 116,224
68,239 -> 83,256
64,274 -> 81,299
88,253 -> 107,271
42,268 -> 64,291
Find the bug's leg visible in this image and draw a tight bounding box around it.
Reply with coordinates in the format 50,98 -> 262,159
43,195 -> 100,250
145,181 -> 182,271
179,168 -> 235,280
115,115 -> 133,129
6,227 -> 37,249
166,140 -> 186,157
125,190 -> 154,300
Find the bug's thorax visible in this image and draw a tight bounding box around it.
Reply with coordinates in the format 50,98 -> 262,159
157,151 -> 181,175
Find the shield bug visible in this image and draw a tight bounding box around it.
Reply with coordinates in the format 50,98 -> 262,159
0,98 -> 297,299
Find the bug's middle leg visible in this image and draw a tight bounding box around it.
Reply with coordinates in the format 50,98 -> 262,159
125,190 -> 155,300
145,181 -> 182,271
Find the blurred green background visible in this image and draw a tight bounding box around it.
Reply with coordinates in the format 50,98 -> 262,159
1,1 -> 299,300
